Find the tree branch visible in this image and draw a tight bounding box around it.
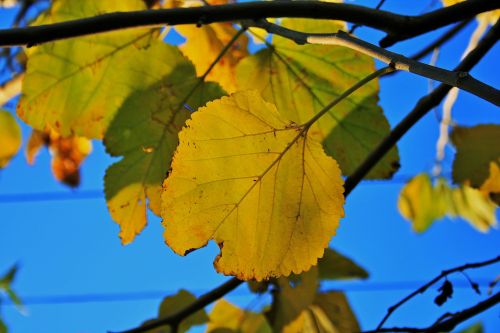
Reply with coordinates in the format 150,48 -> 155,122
343,19 -> 500,196
110,277 -> 242,333
373,255 -> 500,331
0,73 -> 23,107
362,291 -> 500,333
0,0 -> 497,48
248,19 -> 499,106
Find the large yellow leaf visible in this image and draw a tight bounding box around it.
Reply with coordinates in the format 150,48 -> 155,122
162,90 -> 345,280
451,125 -> 500,188
168,0 -> 249,93
0,110 -> 22,168
237,19 -> 399,179
104,42 -> 224,244
399,173 -> 497,233
18,0 -> 159,138
207,299 -> 271,333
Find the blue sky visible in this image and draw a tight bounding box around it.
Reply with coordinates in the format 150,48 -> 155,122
0,1 -> 499,333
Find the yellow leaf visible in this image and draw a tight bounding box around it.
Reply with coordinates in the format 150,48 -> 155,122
162,90 -> 345,280
480,161 -> 500,204
399,173 -> 497,233
169,0 -> 249,93
0,110 -> 22,168
18,0 -> 158,138
398,173 -> 447,232
448,185 -> 497,232
207,299 -> 271,333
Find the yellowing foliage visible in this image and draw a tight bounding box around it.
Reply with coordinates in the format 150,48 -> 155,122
399,173 -> 497,233
0,110 -> 22,168
167,0 -> 249,93
18,0 -> 157,138
162,91 -> 345,280
103,42 -> 224,245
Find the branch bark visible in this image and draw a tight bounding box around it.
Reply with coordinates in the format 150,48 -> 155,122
0,73 -> 23,107
374,255 -> 500,330
248,19 -> 499,106
0,0 -> 497,48
362,291 -> 500,333
343,19 -> 500,196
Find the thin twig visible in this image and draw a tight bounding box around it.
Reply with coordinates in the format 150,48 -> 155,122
374,255 -> 500,330
362,291 -> 500,333
248,19 -> 499,106
343,19 -> 500,196
349,0 -> 386,34
110,278 -> 242,333
0,0 -> 497,48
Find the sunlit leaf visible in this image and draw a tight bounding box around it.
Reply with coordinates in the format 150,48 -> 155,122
267,268 -> 318,331
104,42 -> 224,244
170,0 -> 249,93
26,129 -> 92,187
398,174 -> 448,232
451,125 -> 500,188
207,299 -> 271,333
18,0 -> 160,138
398,173 -> 497,232
237,18 -> 399,179
317,248 -> 368,280
0,110 -> 22,168
162,90 -> 345,280
141,289 -> 208,333
447,185 -> 498,232
283,292 -> 360,333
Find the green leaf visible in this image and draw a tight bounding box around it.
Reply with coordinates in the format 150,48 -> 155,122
267,268 -> 319,331
317,248 -> 369,280
18,0 -> 159,138
207,299 -> 272,333
0,265 -> 23,310
104,42 -> 224,244
457,323 -> 483,333
142,289 -> 208,333
0,110 -> 22,168
237,18 -> 399,179
0,318 -> 6,333
451,125 -> 500,188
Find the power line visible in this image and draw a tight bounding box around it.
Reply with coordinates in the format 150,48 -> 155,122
0,279 -> 492,306
0,174 -> 453,204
